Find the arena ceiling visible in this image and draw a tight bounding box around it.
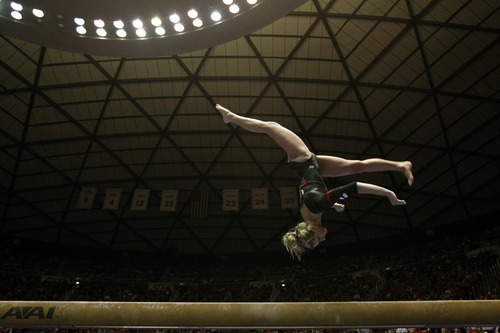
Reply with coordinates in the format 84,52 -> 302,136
0,0 -> 499,257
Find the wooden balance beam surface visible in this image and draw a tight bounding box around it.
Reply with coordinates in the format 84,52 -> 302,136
0,300 -> 499,329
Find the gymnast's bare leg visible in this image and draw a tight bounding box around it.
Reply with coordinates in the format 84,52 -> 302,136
316,156 -> 413,185
215,104 -> 413,185
216,104 -> 312,163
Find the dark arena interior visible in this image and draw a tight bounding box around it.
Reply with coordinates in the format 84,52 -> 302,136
0,0 -> 499,331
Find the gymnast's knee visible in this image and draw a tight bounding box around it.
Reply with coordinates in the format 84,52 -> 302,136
348,160 -> 367,174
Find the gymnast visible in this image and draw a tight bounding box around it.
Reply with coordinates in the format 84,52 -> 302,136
215,104 -> 413,260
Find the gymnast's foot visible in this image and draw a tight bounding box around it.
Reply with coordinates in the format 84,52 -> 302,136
215,104 -> 233,124
401,161 -> 414,186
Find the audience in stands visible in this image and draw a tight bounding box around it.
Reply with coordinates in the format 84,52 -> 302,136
0,223 -> 498,332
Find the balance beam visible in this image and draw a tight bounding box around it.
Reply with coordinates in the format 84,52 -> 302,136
0,300 -> 499,329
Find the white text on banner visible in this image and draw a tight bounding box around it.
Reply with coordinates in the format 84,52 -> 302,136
103,188 -> 122,210
222,189 -> 239,211
160,190 -> 178,212
251,188 -> 268,210
131,189 -> 150,211
76,187 -> 97,209
280,187 -> 298,209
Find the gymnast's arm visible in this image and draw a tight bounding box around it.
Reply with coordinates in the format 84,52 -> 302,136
355,182 -> 406,205
305,181 -> 405,213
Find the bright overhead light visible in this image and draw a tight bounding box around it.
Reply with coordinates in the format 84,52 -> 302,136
169,14 -> 180,23
32,9 -> 44,18
76,26 -> 86,34
229,4 -> 240,13
74,17 -> 85,26
10,2 -> 23,11
193,18 -> 203,28
11,11 -> 22,20
96,28 -> 107,37
2,0 -> 303,56
113,20 -> 124,29
94,19 -> 105,28
151,17 -> 162,26
136,28 -> 146,37
155,27 -> 166,36
211,11 -> 222,22
174,23 -> 184,32
132,19 -> 143,28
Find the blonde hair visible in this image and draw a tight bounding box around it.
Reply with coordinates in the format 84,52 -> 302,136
282,221 -> 315,261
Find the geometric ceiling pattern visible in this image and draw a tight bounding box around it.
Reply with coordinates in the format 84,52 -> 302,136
1,0 -> 499,257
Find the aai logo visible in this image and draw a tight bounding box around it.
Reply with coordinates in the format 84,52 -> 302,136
1,306 -> 56,320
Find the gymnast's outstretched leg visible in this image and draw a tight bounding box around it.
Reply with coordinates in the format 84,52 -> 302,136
215,104 -> 312,163
317,155 -> 414,186
216,104 -> 413,185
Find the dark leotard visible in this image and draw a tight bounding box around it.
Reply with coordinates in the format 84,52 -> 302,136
288,154 -> 357,214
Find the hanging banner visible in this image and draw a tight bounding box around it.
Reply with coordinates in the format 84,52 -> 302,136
222,189 -> 239,211
251,188 -> 268,210
131,189 -> 150,211
190,189 -> 210,218
160,190 -> 178,212
280,187 -> 298,209
103,188 -> 122,210
76,187 -> 97,209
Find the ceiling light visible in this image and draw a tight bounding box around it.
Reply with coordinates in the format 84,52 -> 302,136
32,9 -> 44,18
0,0 -> 306,56
76,26 -> 86,34
113,20 -> 124,29
174,23 -> 184,32
74,17 -> 85,26
229,4 -> 240,13
211,11 -> 222,22
136,28 -> 146,37
94,19 -> 105,28
113,20 -> 125,29
132,19 -> 143,28
155,27 -> 165,35
96,28 -> 107,37
151,17 -> 162,26
11,11 -> 22,20
10,2 -> 23,11
169,14 -> 180,24
193,18 -> 203,28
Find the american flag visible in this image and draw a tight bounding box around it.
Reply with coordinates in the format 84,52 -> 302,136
190,189 -> 209,218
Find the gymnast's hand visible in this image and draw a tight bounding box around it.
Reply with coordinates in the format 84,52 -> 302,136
332,203 -> 345,212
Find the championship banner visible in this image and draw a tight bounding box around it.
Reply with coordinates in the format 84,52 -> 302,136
280,187 -> 298,209
251,188 -> 268,210
222,189 -> 239,211
130,189 -> 150,211
103,188 -> 122,210
160,190 -> 178,212
76,187 -> 97,209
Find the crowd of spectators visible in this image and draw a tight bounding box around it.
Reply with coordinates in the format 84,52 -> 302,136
0,222 -> 498,332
